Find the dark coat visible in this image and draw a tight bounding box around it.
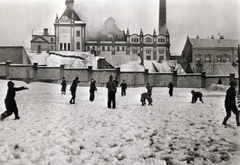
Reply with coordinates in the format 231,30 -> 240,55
106,80 -> 116,92
70,79 -> 80,91
5,87 -> 26,104
120,83 -> 127,90
225,87 -> 236,105
90,81 -> 97,92
191,91 -> 202,101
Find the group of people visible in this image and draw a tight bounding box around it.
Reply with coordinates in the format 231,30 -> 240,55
1,77 -> 240,127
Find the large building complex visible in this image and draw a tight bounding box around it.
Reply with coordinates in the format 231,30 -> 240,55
30,0 -> 171,61
181,35 -> 240,75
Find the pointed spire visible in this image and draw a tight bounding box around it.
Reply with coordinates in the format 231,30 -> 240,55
126,28 -> 130,36
140,29 -> 143,36
153,29 -> 156,37
166,29 -> 169,36
55,14 -> 59,23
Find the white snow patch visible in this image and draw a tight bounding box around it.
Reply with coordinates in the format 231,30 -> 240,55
0,80 -> 240,164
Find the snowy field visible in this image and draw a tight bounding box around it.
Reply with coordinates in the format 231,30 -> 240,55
0,80 -> 240,165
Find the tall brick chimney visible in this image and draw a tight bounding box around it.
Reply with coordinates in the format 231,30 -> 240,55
159,0 -> 167,35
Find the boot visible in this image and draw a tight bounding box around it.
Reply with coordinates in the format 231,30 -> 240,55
14,116 -> 20,120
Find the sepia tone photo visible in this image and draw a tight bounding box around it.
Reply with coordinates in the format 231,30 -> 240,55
0,0 -> 240,164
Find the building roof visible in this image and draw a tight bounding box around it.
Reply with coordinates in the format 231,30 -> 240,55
32,30 -> 55,36
60,8 -> 81,22
189,38 -> 240,48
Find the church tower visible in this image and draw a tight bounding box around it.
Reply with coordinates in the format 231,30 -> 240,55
159,0 -> 167,35
54,0 -> 86,51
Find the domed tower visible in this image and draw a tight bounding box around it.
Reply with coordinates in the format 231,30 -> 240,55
54,0 -> 86,51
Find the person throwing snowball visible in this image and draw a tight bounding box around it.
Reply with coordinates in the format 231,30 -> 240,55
1,81 -> 28,121
222,81 -> 240,126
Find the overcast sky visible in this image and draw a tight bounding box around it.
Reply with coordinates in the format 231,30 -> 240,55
0,0 -> 239,54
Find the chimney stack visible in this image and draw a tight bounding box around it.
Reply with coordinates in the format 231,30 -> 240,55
43,28 -> 48,35
159,0 -> 167,35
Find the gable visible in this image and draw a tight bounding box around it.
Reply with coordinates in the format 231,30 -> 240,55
31,36 -> 49,43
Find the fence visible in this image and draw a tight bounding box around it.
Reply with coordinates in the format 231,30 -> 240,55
0,61 -> 237,88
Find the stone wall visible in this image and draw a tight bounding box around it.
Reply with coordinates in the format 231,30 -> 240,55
0,61 -> 236,88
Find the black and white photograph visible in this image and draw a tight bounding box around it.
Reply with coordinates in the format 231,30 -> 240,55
0,0 -> 240,164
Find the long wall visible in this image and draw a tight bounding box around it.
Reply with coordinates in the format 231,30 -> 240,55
0,61 -> 236,88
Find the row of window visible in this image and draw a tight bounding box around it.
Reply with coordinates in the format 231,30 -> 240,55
196,57 -> 231,63
59,42 -> 81,50
131,37 -> 166,43
86,46 -> 165,54
146,55 -> 164,60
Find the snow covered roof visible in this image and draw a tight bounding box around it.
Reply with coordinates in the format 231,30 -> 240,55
189,38 -> 240,48
32,30 -> 55,36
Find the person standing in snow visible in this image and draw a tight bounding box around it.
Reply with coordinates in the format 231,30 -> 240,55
61,77 -> 67,95
1,81 -> 28,121
69,77 -> 80,104
89,78 -> 97,101
140,83 -> 153,106
217,78 -> 222,85
191,90 -> 204,103
120,80 -> 127,96
106,75 -> 116,109
222,81 -> 240,126
168,81 -> 173,97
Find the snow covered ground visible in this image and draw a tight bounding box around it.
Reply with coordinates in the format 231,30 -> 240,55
0,80 -> 240,165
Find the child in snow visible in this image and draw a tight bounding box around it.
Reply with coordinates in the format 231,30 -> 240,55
120,80 -> 127,96
140,83 -> 153,106
191,90 -> 204,103
222,81 -> 240,126
168,81 -> 173,97
61,77 -> 67,95
1,81 -> 28,121
69,77 -> 80,104
106,75 -> 116,109
89,78 -> 97,101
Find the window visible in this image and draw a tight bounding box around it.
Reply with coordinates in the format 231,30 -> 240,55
158,38 -> 165,43
87,46 -> 90,51
50,38 -> 54,42
64,43 -> 67,50
145,37 -> 152,43
68,43 -> 70,50
205,57 -> 210,63
102,46 -> 105,51
146,55 -> 151,60
226,58 -> 230,63
122,46 -> 125,51
107,46 -> 110,51
37,45 -> 41,52
159,49 -> 165,54
131,37 -> 139,42
76,42 -> 80,50
132,49 -> 138,54
116,46 -> 120,51
146,49 -> 151,54
60,43 -> 62,50
196,57 -> 201,63
76,31 -> 80,37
